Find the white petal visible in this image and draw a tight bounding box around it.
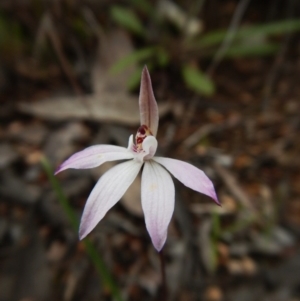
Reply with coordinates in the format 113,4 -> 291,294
55,144 -> 133,174
79,160 -> 142,239
153,157 -> 220,205
139,66 -> 159,136
141,161 -> 175,251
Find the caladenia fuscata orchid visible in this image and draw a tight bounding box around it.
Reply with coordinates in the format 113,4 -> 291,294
55,66 -> 220,251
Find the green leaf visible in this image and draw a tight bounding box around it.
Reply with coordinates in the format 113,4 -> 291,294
194,30 -> 227,48
129,0 -> 154,15
126,66 -> 144,90
224,42 -> 279,58
156,48 -> 170,67
235,19 -> 300,39
193,19 -> 300,48
110,6 -> 145,36
182,65 -> 215,96
109,47 -> 155,75
209,212 -> 221,273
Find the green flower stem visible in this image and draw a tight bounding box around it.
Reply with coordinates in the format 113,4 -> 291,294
41,157 -> 124,301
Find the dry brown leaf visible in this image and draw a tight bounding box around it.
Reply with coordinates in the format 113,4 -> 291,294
91,29 -> 137,94
19,28 -> 170,125
19,93 -> 140,125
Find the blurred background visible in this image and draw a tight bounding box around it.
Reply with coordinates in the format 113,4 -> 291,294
1,0 -> 300,300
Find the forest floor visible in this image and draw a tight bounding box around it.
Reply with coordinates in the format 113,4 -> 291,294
0,1 -> 300,301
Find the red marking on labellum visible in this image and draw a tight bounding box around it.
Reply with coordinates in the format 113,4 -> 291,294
139,127 -> 146,135
135,125 -> 153,152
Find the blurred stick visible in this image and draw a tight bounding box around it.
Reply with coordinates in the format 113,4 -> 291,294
206,0 -> 251,75
34,12 -> 96,119
41,157 -> 124,301
213,162 -> 256,216
35,13 -> 83,95
183,114 -> 242,148
82,7 -> 108,46
261,0 -> 294,111
213,162 -> 249,208
182,0 -> 251,130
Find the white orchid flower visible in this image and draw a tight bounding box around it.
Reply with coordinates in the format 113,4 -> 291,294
55,66 -> 219,251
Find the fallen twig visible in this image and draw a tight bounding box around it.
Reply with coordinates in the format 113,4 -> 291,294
213,162 -> 256,215
35,13 -> 83,95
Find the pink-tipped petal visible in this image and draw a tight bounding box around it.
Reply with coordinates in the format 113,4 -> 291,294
139,66 -> 159,136
55,145 -> 133,174
153,157 -> 220,205
141,161 -> 175,251
79,160 -> 142,239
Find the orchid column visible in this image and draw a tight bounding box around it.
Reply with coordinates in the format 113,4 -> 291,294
55,66 -> 219,251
